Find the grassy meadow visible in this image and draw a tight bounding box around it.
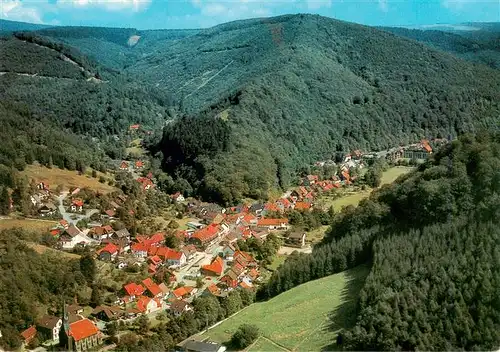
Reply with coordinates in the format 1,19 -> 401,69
202,264 -> 371,351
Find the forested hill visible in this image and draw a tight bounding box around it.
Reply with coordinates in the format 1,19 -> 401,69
2,15 -> 500,204
260,132 -> 500,350
0,35 -> 171,173
380,26 -> 500,69
150,14 -> 500,203
0,19 -> 55,33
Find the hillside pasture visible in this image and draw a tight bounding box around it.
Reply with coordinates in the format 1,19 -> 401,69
0,218 -> 57,233
380,166 -> 414,185
202,264 -> 370,351
22,164 -> 115,193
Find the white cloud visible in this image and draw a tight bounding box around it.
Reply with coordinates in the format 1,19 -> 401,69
57,0 -> 152,12
0,0 -> 44,23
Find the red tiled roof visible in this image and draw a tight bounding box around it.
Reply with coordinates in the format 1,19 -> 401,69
192,224 -> 220,243
150,247 -> 184,261
120,161 -> 129,169
60,219 -> 69,227
20,326 -> 37,341
202,256 -> 224,276
264,202 -> 279,212
172,286 -> 190,298
257,218 -> 289,227
142,278 -> 162,297
68,319 -> 99,342
105,209 -> 116,217
136,296 -> 151,313
50,229 -> 60,236
131,242 -> 149,253
99,243 -> 119,255
149,255 -> 162,265
234,251 -> 255,264
129,124 -> 140,130
72,199 -> 84,207
135,160 -> 144,168
123,283 -> 145,296
421,140 -> 433,153
241,213 -> 257,223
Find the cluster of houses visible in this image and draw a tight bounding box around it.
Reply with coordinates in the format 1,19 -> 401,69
20,304 -> 102,352
30,182 -> 58,217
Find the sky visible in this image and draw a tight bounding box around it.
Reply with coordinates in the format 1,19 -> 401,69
0,0 -> 499,29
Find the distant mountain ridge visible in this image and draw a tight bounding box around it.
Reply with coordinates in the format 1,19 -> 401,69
0,19 -> 56,33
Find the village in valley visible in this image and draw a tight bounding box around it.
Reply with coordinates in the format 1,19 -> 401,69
10,126 -> 448,352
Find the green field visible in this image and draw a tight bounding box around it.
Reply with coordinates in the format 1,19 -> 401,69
380,166 -> 414,185
319,167 -> 414,212
202,264 -> 371,351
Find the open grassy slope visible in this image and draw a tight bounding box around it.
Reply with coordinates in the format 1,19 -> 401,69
203,264 -> 370,351
22,165 -> 116,193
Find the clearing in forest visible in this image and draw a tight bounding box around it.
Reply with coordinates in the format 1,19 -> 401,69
22,164 -> 115,193
203,264 -> 370,351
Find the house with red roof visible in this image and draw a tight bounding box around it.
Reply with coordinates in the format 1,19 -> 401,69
201,256 -> 224,276
276,198 -> 293,211
131,242 -> 149,258
97,243 -> 119,261
90,225 -> 114,241
137,177 -> 154,191
119,161 -> 129,170
71,199 -> 84,212
220,270 -> 239,289
233,251 -> 257,268
142,278 -> 164,298
256,218 -> 289,230
239,213 -> 258,227
129,124 -> 140,130
59,219 -> 69,229
171,286 -> 196,300
149,247 -> 186,267
134,160 -> 144,169
50,228 -> 61,237
65,318 -> 101,351
190,224 -> 221,247
136,296 -> 162,314
123,282 -> 145,299
20,326 -> 37,345
171,192 -> 185,203
149,255 -> 162,267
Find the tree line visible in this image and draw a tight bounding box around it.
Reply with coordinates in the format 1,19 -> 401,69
258,132 -> 500,350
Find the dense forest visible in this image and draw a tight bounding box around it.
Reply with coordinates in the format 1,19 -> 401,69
135,14 -> 500,203
380,26 -> 500,69
2,15 -> 500,203
259,132 -> 500,350
0,35 -> 174,176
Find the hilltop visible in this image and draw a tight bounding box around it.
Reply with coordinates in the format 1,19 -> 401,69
380,24 -> 500,69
